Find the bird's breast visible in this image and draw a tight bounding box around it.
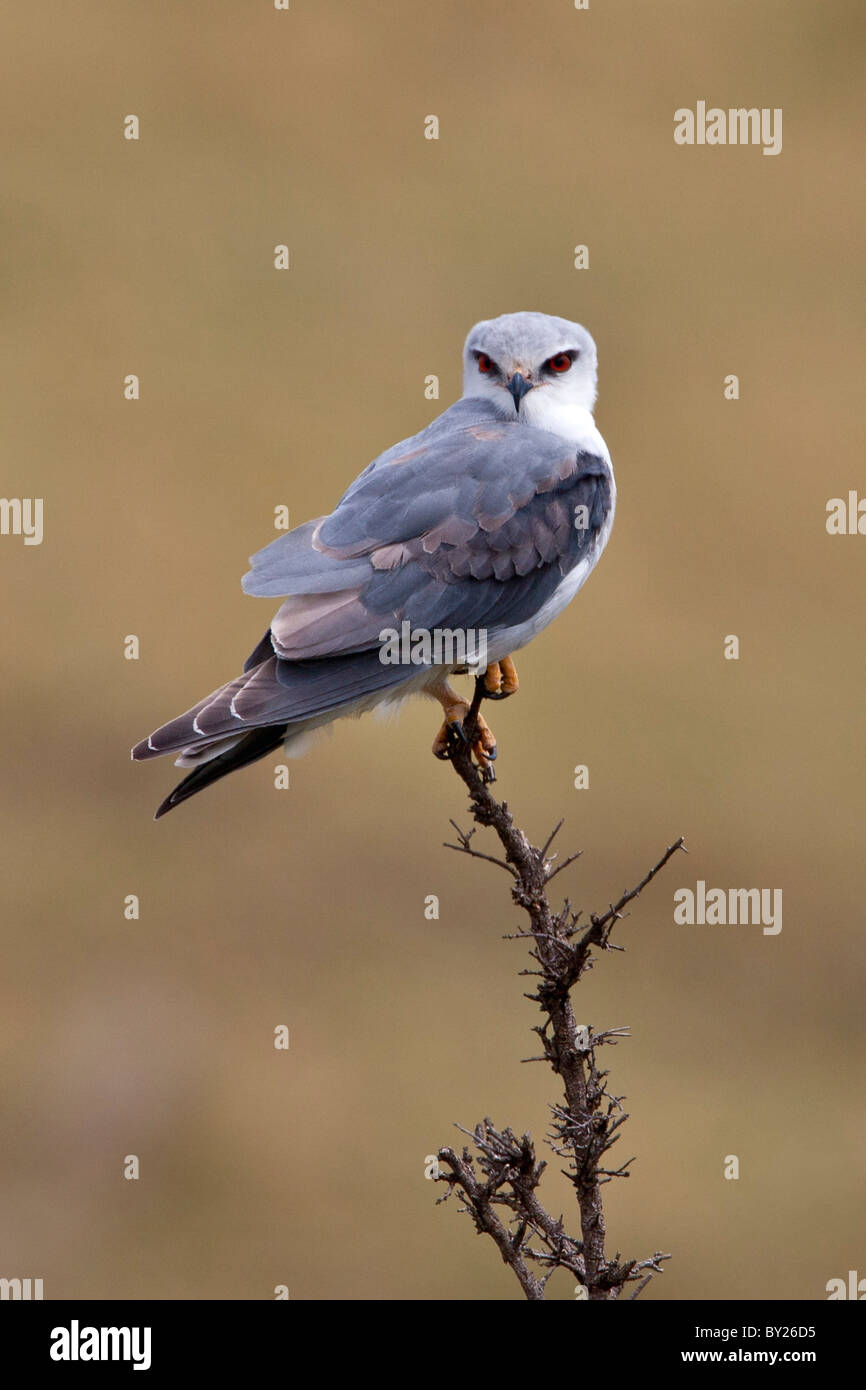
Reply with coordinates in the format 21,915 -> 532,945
486,463 -> 616,663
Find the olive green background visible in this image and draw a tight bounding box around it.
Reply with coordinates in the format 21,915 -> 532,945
1,0 -> 863,1299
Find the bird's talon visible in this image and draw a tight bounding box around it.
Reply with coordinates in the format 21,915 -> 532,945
481,661 -> 503,698
477,657 -> 519,701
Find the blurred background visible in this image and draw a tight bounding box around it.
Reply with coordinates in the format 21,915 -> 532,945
1,0 -> 863,1300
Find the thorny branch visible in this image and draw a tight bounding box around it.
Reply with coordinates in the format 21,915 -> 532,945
434,679 -> 685,1300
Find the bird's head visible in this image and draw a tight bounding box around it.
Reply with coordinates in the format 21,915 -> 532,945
461,311 -> 599,423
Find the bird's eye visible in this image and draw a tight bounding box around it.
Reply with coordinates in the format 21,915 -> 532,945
547,352 -> 575,374
476,353 -> 495,374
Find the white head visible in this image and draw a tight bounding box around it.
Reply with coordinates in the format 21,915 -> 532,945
461,311 -> 599,424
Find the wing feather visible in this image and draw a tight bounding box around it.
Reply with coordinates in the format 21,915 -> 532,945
239,397 -> 612,656
136,401 -> 614,774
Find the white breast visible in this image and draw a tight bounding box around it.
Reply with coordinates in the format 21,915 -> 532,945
487,403 -> 616,663
520,393 -> 607,453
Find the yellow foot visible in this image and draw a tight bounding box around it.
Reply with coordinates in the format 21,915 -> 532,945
483,661 -> 503,696
481,656 -> 519,699
500,655 -> 519,696
471,712 -> 498,771
432,697 -> 471,759
432,702 -> 497,774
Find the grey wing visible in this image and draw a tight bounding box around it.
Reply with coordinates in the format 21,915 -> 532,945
133,414 -> 612,768
242,416 -> 613,661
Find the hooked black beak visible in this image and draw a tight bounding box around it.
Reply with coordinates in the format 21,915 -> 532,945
507,373 -> 534,412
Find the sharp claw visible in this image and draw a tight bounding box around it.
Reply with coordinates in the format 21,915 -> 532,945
475,678 -> 513,702
434,699 -> 500,775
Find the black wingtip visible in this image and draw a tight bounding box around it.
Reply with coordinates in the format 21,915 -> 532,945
150,725 -> 289,821
152,768 -> 217,820
154,783 -> 189,819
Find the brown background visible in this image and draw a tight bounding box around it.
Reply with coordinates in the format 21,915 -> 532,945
1,0 -> 863,1300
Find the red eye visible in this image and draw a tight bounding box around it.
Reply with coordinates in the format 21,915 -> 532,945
476,353 -> 494,374
548,352 -> 573,373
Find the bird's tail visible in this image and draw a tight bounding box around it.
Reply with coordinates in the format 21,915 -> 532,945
153,725 -> 287,820
133,645 -> 417,817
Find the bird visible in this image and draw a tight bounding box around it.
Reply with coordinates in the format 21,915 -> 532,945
132,311 -> 616,818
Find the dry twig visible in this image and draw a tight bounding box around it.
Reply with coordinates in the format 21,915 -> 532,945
433,681 -> 684,1300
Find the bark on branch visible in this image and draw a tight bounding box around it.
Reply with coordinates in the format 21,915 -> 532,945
434,679 -> 685,1300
